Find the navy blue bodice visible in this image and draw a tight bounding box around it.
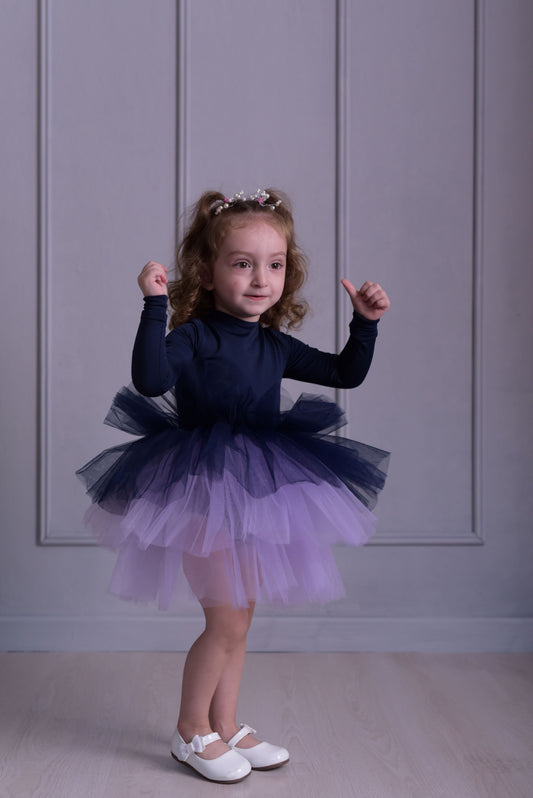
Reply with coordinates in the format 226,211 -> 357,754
131,296 -> 378,429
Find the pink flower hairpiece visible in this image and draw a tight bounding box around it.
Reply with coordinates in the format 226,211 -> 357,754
211,189 -> 282,216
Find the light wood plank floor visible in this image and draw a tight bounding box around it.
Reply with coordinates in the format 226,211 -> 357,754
0,653 -> 532,797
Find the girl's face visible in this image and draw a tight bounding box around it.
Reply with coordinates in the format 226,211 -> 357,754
205,218 -> 287,322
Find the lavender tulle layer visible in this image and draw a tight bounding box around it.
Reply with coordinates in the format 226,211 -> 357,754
76,386 -> 390,610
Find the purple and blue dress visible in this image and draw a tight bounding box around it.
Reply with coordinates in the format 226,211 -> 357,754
77,296 -> 389,610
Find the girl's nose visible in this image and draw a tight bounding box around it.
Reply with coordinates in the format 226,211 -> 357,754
252,266 -> 268,286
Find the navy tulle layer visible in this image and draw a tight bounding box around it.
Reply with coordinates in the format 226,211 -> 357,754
77,386 -> 389,610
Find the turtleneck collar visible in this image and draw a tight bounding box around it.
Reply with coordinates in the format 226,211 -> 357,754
207,309 -> 261,335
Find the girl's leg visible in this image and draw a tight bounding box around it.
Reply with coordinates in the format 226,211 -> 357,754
177,602 -> 251,760
209,602 -> 262,749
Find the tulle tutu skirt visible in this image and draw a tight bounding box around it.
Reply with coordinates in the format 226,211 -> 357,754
77,386 -> 389,610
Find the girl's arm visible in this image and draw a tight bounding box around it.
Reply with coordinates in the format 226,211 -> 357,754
284,280 -> 390,389
131,262 -> 195,396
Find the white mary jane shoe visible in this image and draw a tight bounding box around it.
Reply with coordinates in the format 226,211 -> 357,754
170,729 -> 252,784
226,723 -> 290,770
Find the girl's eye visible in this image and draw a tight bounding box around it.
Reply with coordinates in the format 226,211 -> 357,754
270,262 -> 284,270
235,261 -> 251,269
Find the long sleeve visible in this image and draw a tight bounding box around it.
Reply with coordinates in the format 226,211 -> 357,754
131,295 -> 196,396
283,312 -> 378,388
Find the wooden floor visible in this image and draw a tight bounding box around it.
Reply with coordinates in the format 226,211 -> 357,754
0,653 -> 532,798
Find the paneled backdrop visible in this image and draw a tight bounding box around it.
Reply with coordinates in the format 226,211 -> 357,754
1,0 -> 532,651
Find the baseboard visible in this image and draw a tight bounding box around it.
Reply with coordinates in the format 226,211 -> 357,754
1,616 -> 532,652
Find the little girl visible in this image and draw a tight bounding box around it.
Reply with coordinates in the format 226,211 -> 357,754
77,188 -> 390,784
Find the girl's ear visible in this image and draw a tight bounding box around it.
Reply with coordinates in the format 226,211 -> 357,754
200,265 -> 213,290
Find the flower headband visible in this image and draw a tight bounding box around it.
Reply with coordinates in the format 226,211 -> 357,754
210,189 -> 282,216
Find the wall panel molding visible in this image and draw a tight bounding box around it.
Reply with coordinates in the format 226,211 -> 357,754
38,0 -> 180,545
175,0 -> 187,246
39,0 -> 484,547
38,0 -> 66,544
336,0 -> 485,546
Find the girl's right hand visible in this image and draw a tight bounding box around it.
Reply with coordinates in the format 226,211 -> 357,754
137,260 -> 168,296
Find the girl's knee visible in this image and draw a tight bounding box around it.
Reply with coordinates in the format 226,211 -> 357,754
203,605 -> 251,649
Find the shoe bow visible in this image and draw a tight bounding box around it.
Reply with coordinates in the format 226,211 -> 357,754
176,733 -> 207,760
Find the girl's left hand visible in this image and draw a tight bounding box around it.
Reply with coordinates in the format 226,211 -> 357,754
341,279 -> 391,321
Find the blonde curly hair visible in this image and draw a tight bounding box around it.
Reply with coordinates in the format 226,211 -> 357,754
168,188 -> 308,331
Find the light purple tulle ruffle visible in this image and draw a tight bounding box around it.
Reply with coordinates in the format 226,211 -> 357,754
78,388 -> 389,609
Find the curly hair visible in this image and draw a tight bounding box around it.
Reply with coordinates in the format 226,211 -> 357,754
168,188 -> 308,331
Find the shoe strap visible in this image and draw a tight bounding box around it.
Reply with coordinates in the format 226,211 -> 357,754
176,731 -> 221,761
227,723 -> 257,748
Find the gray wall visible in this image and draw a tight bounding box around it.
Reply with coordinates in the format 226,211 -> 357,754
1,0 -> 532,652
